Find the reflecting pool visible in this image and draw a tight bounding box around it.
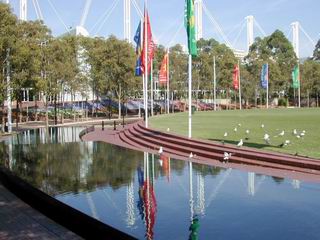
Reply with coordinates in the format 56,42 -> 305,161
1,127 -> 320,240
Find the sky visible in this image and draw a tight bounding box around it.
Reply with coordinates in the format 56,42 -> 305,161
6,0 -> 320,58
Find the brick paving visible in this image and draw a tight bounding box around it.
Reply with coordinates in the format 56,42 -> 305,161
0,183 -> 83,240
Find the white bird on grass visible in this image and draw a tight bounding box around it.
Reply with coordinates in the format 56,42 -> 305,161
234,127 -> 238,132
261,124 -> 265,128
279,140 -> 290,148
238,123 -> 242,127
264,133 -> 270,144
296,135 -> 301,139
300,132 -> 305,137
293,129 -> 297,135
279,130 -> 285,136
223,152 -> 232,161
237,139 -> 243,147
167,128 -> 170,132
245,129 -> 250,135
224,132 -> 228,137
159,147 -> 163,154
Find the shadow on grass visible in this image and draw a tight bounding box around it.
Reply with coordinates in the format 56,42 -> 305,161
209,138 -> 281,149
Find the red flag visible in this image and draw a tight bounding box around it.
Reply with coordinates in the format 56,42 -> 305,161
159,53 -> 169,85
141,10 -> 155,74
233,65 -> 239,90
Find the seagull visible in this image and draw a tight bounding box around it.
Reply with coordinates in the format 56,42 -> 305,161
189,152 -> 193,158
279,140 -> 291,148
279,130 -> 285,136
234,127 -> 238,132
293,129 -> 297,135
159,147 -> 163,154
261,124 -> 265,128
300,132 -> 305,137
296,135 -> 301,139
224,132 -> 228,137
245,129 -> 250,135
167,128 -> 170,132
237,139 -> 243,147
264,133 -> 270,144
238,123 -> 242,127
223,152 -> 232,161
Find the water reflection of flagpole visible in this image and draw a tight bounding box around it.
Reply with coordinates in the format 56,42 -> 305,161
126,181 -> 136,227
195,174 -> 205,216
292,179 -> 300,189
189,161 -> 200,239
189,162 -> 194,220
248,172 -> 255,196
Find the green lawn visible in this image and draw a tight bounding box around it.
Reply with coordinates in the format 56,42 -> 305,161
150,108 -> 320,159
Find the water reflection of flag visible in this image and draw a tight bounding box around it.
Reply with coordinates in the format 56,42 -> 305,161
137,167 -> 145,220
143,180 -> 157,240
161,155 -> 170,182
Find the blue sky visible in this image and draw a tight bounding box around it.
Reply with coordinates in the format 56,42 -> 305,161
7,0 -> 320,57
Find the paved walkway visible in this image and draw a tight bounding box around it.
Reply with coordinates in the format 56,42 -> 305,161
0,183 -> 82,240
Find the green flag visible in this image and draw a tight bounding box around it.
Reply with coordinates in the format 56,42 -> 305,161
292,65 -> 300,89
184,0 -> 197,57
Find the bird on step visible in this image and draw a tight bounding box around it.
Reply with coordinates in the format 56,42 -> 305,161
237,139 -> 243,147
159,147 -> 163,154
223,152 -> 232,161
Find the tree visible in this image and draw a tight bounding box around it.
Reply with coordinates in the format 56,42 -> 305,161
85,36 -> 136,118
301,60 -> 320,106
313,39 -> 320,61
246,30 -> 297,105
0,3 -> 17,132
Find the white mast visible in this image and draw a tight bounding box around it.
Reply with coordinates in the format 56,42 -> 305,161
20,0 -> 27,21
245,15 -> 254,53
195,0 -> 203,41
124,0 -> 131,43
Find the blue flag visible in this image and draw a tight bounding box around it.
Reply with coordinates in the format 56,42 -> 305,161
261,64 -> 268,89
134,21 -> 142,76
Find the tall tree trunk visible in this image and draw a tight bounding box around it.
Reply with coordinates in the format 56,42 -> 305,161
1,102 -> 5,133
54,94 -> 57,125
16,98 -> 19,130
35,93 -> 38,121
45,95 -> 49,128
118,85 -> 121,120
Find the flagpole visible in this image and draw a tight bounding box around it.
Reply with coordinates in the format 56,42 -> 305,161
266,63 -> 269,109
213,56 -> 216,111
144,4 -> 148,128
298,64 -> 301,108
167,50 -> 170,114
151,59 -> 154,116
188,54 -> 192,138
238,60 -> 242,110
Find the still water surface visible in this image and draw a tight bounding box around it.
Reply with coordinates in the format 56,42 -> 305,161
1,127 -> 320,240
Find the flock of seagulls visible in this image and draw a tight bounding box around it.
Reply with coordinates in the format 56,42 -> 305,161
221,123 -> 307,160
157,123 -> 307,164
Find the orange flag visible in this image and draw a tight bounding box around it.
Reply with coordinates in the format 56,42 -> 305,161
159,53 -> 169,85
